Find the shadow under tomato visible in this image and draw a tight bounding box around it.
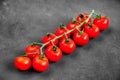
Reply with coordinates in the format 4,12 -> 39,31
5,58 -> 53,77
116,71 -> 120,80
82,42 -> 93,50
0,75 -> 5,80
4,49 -> 52,76
89,27 -> 112,42
0,0 -> 5,5
5,58 -> 17,73
101,27 -> 112,36
49,55 -> 67,68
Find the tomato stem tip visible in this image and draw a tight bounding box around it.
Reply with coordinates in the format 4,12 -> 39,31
46,32 -> 50,36
66,38 -> 70,42
72,18 -> 77,23
79,14 -> 84,18
53,46 -> 57,51
60,24 -> 66,28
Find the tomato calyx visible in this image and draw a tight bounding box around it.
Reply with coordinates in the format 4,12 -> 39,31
79,30 -> 84,35
40,54 -> 46,60
46,32 -> 51,36
60,24 -> 66,29
31,42 -> 36,46
89,23 -> 93,27
53,46 -> 57,51
79,14 -> 84,19
22,54 -> 28,57
65,38 -> 70,42
75,26 -> 84,35
72,18 -> 77,23
96,14 -> 101,19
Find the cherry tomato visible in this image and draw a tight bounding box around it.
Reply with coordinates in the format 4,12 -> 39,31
93,16 -> 109,30
84,23 -> 100,38
42,33 -> 58,47
59,38 -> 76,54
73,31 -> 89,46
67,21 -> 81,34
32,55 -> 49,72
76,13 -> 91,23
25,45 -> 41,58
45,46 -> 62,62
55,24 -> 70,40
14,56 -> 31,71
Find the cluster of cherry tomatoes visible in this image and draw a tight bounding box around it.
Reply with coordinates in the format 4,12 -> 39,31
14,10 -> 109,72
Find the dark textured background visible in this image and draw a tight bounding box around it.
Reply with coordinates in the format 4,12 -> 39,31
0,0 -> 120,80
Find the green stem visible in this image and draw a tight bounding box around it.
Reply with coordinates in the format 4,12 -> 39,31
93,12 -> 101,19
40,44 -> 45,55
75,27 -> 81,34
31,42 -> 43,46
40,54 -> 45,59
51,40 -> 55,46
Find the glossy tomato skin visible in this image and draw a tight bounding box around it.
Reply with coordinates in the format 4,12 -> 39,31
59,38 -> 76,54
42,33 -> 58,47
55,27 -> 70,40
32,55 -> 49,72
93,16 -> 109,30
73,31 -> 89,46
25,45 -> 41,59
45,46 -> 62,62
14,56 -> 31,71
84,24 -> 100,38
76,13 -> 91,23
67,22 -> 81,34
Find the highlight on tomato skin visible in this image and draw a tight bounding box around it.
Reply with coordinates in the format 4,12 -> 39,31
93,16 -> 109,31
67,21 -> 82,35
45,46 -> 62,62
32,55 -> 49,72
73,31 -> 89,46
14,56 -> 32,71
59,38 -> 76,54
84,23 -> 100,38
42,33 -> 59,47
25,45 -> 41,59
76,13 -> 92,23
55,24 -> 70,40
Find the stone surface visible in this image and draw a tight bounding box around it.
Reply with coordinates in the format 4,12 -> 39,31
0,0 -> 120,80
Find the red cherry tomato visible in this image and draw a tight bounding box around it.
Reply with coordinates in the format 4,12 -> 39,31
45,46 -> 62,62
67,21 -> 81,34
76,13 -> 91,23
55,24 -> 70,40
32,55 -> 49,72
25,45 -> 41,58
59,38 -> 76,54
14,56 -> 31,71
73,31 -> 89,46
42,33 -> 58,47
84,23 -> 100,38
93,16 -> 109,30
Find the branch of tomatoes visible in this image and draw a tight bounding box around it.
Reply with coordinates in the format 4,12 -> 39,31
40,10 -> 95,54
14,10 -> 110,72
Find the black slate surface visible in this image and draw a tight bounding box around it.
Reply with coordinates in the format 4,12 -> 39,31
0,0 -> 120,80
